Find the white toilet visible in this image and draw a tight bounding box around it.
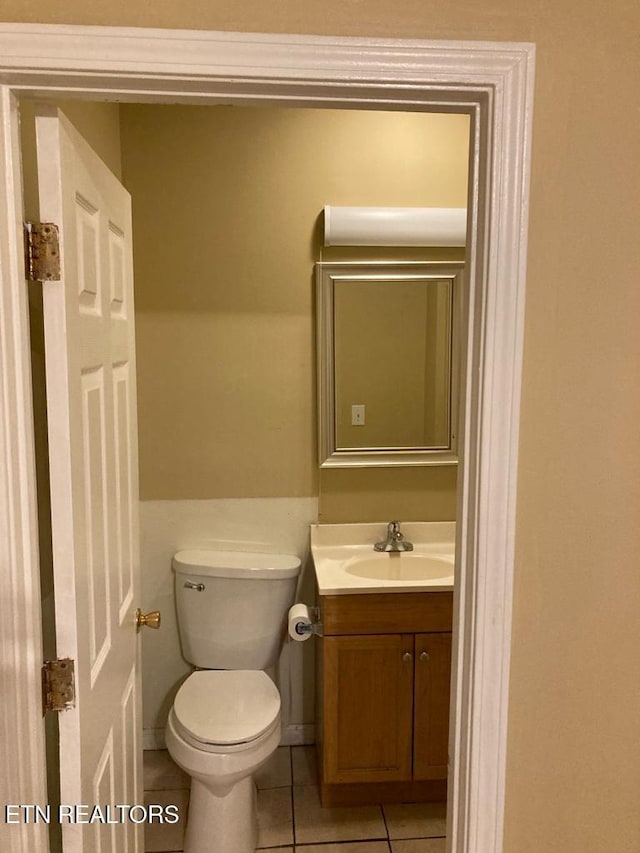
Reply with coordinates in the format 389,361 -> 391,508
165,549 -> 301,853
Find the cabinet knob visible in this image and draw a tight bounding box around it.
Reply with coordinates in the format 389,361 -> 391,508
402,652 -> 412,662
419,651 -> 430,662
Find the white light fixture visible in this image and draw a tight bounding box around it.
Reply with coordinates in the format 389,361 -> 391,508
324,205 -> 467,247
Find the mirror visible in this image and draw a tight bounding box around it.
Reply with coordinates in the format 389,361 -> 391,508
316,261 -> 464,467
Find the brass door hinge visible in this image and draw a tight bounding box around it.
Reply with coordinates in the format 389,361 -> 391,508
24,222 -> 61,281
42,658 -> 75,715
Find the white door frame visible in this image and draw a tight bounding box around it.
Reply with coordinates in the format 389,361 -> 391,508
0,24 -> 535,853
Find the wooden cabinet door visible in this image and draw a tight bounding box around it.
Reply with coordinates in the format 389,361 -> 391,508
413,632 -> 452,780
323,634 -> 414,783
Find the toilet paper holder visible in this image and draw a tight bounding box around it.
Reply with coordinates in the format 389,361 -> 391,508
288,604 -> 323,639
296,605 -> 322,636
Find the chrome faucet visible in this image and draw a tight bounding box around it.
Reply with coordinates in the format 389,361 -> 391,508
374,521 -> 414,552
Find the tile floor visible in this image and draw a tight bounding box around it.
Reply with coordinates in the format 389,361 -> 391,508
144,745 -> 446,853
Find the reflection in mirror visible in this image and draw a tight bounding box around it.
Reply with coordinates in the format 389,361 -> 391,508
316,262 -> 464,468
334,278 -> 452,449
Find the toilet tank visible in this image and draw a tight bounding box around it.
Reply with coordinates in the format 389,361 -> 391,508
173,549 -> 301,670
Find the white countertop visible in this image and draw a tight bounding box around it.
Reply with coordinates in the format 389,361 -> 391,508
311,522 -> 455,595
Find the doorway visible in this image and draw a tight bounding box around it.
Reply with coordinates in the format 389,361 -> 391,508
31,100 -> 469,852
0,25 -> 534,853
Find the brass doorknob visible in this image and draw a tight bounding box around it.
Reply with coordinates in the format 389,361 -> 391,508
135,609 -> 161,632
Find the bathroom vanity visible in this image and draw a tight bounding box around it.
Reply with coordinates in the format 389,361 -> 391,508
311,522 -> 454,807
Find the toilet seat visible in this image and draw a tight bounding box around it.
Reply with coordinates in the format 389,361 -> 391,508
173,670 -> 281,750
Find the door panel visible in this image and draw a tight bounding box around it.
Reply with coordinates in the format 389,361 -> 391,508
37,105 -> 142,853
323,633 -> 414,784
413,632 -> 452,780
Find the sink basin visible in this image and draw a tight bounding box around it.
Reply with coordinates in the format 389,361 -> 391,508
344,553 -> 454,581
310,521 -> 455,594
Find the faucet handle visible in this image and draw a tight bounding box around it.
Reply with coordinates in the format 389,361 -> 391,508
374,520 -> 412,552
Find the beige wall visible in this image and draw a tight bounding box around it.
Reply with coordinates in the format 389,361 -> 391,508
120,104 -> 468,515
5,4 -> 640,852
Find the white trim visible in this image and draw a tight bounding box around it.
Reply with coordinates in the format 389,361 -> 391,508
0,88 -> 49,853
0,24 -> 535,853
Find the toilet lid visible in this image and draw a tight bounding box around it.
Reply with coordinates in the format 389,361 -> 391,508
173,670 -> 280,746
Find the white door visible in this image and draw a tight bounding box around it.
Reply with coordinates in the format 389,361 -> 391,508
36,105 -> 143,853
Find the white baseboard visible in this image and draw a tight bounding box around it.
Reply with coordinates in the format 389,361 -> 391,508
143,723 -> 315,751
281,724 -> 315,746
143,728 -> 166,750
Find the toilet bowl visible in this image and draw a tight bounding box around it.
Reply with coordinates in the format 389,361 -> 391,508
166,670 -> 282,853
165,550 -> 301,853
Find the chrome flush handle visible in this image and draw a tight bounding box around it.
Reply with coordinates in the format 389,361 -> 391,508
184,581 -> 205,591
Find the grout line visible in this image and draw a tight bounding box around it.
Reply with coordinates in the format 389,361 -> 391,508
290,746 -> 297,846
381,799 -> 390,840
294,843 -> 389,849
